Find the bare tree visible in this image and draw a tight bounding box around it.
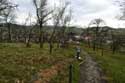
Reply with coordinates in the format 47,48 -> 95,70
33,0 -> 53,48
59,2 -> 71,48
0,26 -> 3,42
0,0 -> 17,18
25,13 -> 35,47
1,0 -> 17,42
88,18 -> 105,51
4,6 -> 17,42
0,0 -> 17,42
110,31 -> 121,54
49,7 -> 61,54
115,0 -> 125,20
23,14 -> 31,43
49,2 -> 70,54
0,0 -> 14,14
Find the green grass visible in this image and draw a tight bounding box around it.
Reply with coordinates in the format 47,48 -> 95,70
0,43 -> 77,83
83,44 -> 125,83
72,61 -> 80,83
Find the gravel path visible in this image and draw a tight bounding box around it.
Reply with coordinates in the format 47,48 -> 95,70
79,51 -> 107,83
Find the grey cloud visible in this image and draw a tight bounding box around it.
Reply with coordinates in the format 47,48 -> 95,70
11,0 -> 123,28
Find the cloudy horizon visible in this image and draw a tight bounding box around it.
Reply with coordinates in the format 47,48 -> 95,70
12,0 -> 125,28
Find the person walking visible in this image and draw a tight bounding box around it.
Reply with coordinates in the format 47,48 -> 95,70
76,46 -> 81,60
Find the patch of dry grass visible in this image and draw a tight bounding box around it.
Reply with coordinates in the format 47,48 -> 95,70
0,43 -> 75,83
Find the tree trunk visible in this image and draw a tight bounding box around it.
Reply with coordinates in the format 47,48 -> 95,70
49,42 -> 53,54
100,39 -> 103,56
26,31 -> 31,47
39,35 -> 43,48
49,25 -> 57,53
39,23 -> 44,48
112,40 -> 116,54
57,40 -> 60,48
8,23 -> 12,42
0,28 -> 3,42
24,28 -> 27,43
61,26 -> 67,48
88,39 -> 90,48
101,47 -> 104,56
93,39 -> 96,51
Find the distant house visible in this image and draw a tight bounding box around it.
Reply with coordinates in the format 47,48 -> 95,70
80,32 -> 93,42
85,36 -> 93,41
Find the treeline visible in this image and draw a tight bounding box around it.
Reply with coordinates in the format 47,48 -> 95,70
0,23 -> 83,42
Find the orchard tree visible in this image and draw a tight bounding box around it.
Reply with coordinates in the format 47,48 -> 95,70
0,0 -> 17,42
49,2 -> 71,54
59,2 -> 72,48
88,18 -> 106,51
33,0 -> 53,48
24,13 -> 35,47
4,6 -> 17,42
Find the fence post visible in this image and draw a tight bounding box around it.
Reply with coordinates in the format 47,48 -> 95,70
69,64 -> 73,83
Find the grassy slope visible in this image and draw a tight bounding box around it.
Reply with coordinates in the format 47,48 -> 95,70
0,43 -> 79,83
83,44 -> 125,83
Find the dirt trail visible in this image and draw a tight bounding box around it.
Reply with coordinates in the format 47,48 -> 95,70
79,51 -> 107,83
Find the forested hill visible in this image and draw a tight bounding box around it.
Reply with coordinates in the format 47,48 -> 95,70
1,23 -> 125,35
0,23 -> 84,35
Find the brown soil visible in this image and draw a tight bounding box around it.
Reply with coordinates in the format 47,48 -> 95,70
33,59 -> 73,83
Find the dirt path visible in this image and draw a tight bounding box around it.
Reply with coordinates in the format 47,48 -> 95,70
79,50 -> 107,83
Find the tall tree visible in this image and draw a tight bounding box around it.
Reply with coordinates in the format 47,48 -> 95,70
49,2 -> 70,53
88,18 -> 105,51
33,0 -> 53,48
59,2 -> 71,46
23,13 -> 34,47
4,6 -> 17,42
0,0 -> 17,42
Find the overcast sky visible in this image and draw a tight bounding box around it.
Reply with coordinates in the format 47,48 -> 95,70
12,0 -> 125,28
